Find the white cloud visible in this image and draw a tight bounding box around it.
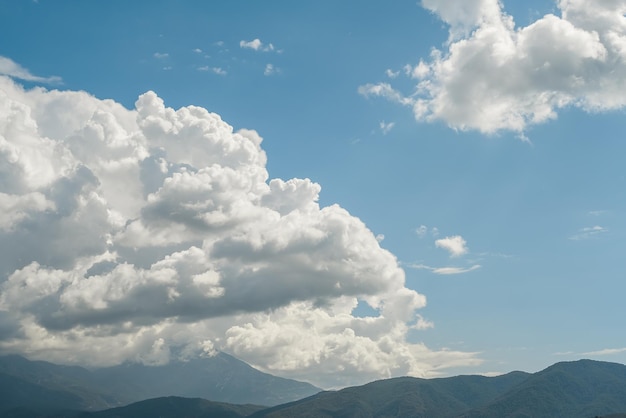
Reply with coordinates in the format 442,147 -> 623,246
379,121 -> 395,135
0,56 -> 61,84
361,0 -> 626,134
432,265 -> 481,275
416,225 -> 439,238
193,48 -> 203,54
385,69 -> 399,78
212,67 -> 227,76
409,263 -> 480,275
264,63 -> 279,76
582,347 -> 626,356
0,73 -> 481,388
153,52 -> 169,59
358,83 -> 414,106
240,38 -> 275,52
435,235 -> 468,257
569,225 -> 608,240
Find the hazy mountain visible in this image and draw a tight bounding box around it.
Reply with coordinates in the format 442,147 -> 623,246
81,396 -> 265,418
91,352 -> 320,406
0,353 -> 320,413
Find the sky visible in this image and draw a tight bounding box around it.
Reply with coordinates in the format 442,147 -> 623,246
0,0 -> 625,389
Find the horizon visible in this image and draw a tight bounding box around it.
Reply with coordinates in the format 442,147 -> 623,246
0,0 -> 625,390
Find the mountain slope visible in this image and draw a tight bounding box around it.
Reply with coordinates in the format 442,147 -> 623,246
250,371 -> 530,418
460,359 -> 626,418
83,396 -> 265,418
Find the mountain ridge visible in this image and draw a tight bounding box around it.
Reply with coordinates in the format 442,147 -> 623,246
1,357 -> 625,418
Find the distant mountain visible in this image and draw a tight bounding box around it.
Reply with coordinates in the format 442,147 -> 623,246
91,352 -> 320,406
82,396 -> 265,418
460,359 -> 626,418
250,371 -> 530,418
0,353 -> 320,414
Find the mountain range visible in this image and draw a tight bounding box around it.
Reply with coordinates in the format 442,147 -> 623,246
1,355 -> 625,418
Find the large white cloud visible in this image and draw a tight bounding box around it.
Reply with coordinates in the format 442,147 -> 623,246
361,0 -> 626,134
0,74 -> 480,387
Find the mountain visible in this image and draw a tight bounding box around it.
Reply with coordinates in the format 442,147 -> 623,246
2,356 -> 626,418
82,396 -> 265,418
249,371 -> 530,418
250,360 -> 626,418
460,359 -> 626,418
0,353 -> 320,413
91,352 -> 320,406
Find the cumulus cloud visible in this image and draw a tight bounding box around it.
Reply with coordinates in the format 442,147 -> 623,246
361,0 -> 626,134
435,235 -> 469,257
0,74 -> 480,387
0,55 -> 61,84
240,38 -> 275,52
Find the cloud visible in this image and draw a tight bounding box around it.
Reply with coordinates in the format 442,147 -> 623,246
358,83 -> 414,106
385,69 -> 399,78
197,66 -> 227,75
569,225 -> 608,240
416,225 -> 439,238
264,63 -> 279,76
0,74 -> 480,388
582,347 -> 626,356
240,38 -> 275,52
379,121 -> 395,134
361,0 -> 626,134
409,263 -> 480,275
153,52 -> 169,59
432,265 -> 481,275
435,235 -> 468,257
0,56 -> 61,84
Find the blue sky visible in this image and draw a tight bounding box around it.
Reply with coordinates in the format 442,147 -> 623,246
0,0 -> 625,387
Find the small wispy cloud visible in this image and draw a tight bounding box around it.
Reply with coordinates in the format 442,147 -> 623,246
198,66 -> 227,76
193,48 -> 203,54
358,83 -> 414,106
379,121 -> 395,135
416,225 -> 438,238
153,52 -> 169,59
582,347 -> 626,356
240,38 -> 276,52
569,225 -> 608,241
432,265 -> 481,275
435,235 -> 468,257
0,56 -> 61,84
264,63 -> 280,76
409,263 -> 481,275
385,68 -> 399,78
